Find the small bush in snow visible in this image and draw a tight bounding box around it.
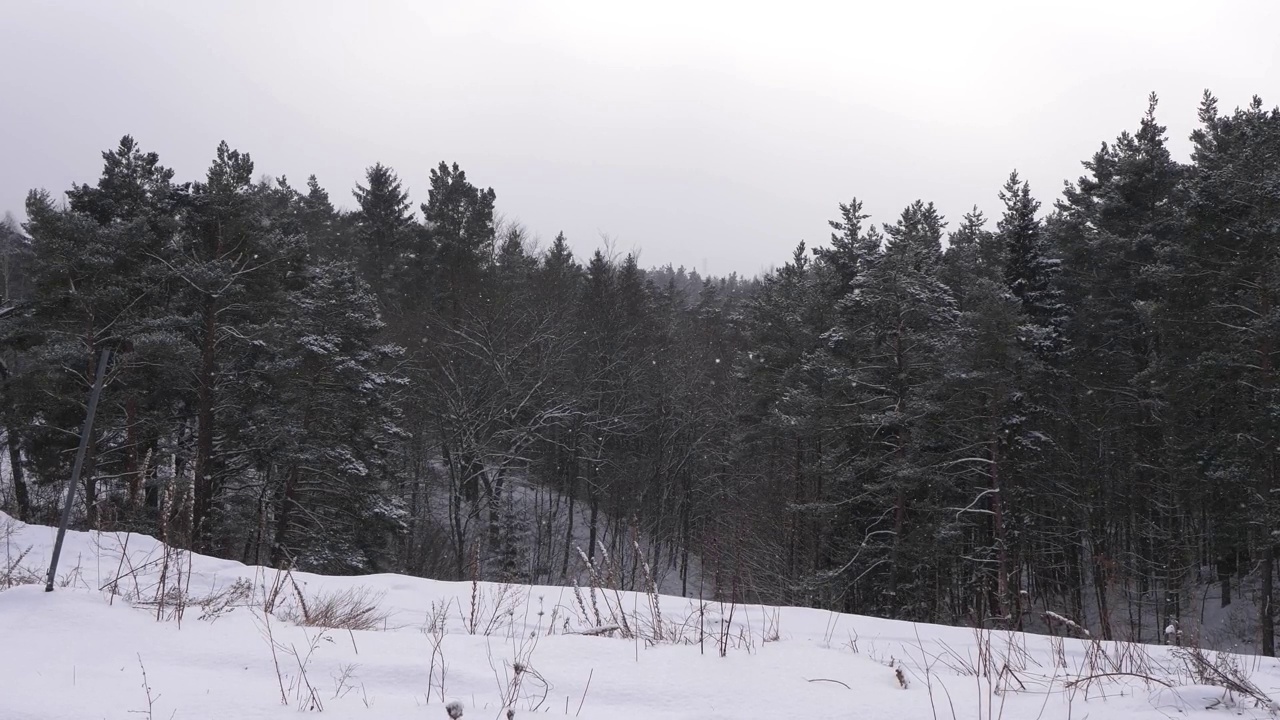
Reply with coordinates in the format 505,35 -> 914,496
1,544 -> 39,590
281,585 -> 390,631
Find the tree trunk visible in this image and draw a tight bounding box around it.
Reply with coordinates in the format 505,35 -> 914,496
788,437 -> 801,590
409,423 -> 425,567
887,328 -> 908,613
991,434 -> 1009,623
587,476 -> 600,562
562,441 -> 579,577
1262,538 -> 1274,656
489,463 -> 508,578
6,427 -> 29,521
82,425 -> 100,529
250,464 -> 272,566
442,439 -> 468,579
270,466 -> 300,568
1093,549 -> 1114,641
889,486 -> 905,607
192,296 -> 217,550
1259,290 -> 1276,656
814,435 -> 825,578
126,396 -> 142,511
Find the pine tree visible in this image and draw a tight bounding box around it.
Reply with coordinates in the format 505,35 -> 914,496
0,213 -> 33,519
826,201 -> 959,618
0,212 -> 31,305
941,208 -> 1037,626
11,136 -> 194,528
817,197 -> 881,287
735,241 -> 839,605
175,142 -> 309,550
991,172 -> 1078,631
1172,93 -> 1280,654
423,162 -> 496,315
1053,94 -> 1188,640
939,207 -> 996,308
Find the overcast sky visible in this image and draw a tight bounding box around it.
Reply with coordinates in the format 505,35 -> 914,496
3,1 -> 1277,276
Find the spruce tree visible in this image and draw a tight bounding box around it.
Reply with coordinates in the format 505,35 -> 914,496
351,163 -> 417,308
998,172 -> 1067,357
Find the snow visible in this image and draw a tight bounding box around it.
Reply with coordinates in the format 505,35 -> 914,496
3,511 -> 1280,719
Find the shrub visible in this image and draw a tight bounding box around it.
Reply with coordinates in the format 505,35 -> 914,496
281,585 -> 390,631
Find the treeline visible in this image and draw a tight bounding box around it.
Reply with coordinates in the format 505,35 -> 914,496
3,91 -> 1280,652
0,139 -> 751,593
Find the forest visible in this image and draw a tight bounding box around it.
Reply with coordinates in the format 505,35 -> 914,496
2,91 -> 1279,653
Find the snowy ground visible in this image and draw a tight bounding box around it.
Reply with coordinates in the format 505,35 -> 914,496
3,512 -> 1280,720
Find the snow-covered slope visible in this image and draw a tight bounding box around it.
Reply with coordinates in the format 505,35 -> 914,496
3,511 -> 1279,720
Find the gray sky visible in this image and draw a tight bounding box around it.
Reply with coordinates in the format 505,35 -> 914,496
3,0 -> 1277,276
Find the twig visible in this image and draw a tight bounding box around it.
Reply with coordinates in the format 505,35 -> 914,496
575,668 -> 593,717
804,677 -> 851,689
132,654 -> 159,720
571,625 -> 620,636
1065,672 -> 1174,688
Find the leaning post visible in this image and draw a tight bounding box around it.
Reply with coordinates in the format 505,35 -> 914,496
45,347 -> 111,592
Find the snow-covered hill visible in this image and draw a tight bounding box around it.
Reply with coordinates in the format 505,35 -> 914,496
3,511 -> 1279,719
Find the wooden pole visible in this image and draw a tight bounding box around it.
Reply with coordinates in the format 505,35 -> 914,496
45,347 -> 111,592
